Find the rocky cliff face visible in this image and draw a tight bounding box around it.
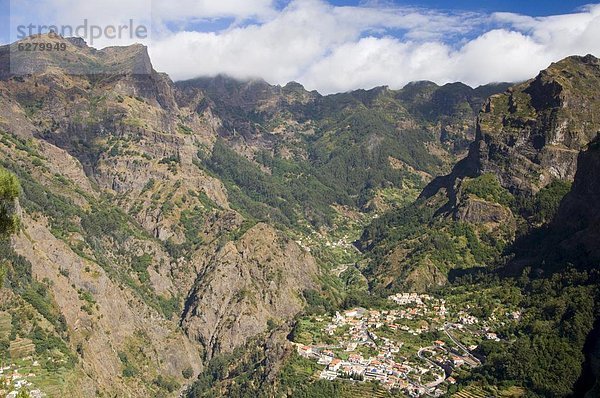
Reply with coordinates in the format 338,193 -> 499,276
551,137 -> 600,262
0,35 -> 321,396
362,55 -> 600,292
470,54 -> 600,195
181,223 -> 316,360
522,135 -> 600,269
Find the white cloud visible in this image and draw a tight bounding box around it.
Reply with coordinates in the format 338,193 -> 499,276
146,1 -> 600,93
152,0 -> 277,21
148,0 -> 489,89
8,0 -> 600,93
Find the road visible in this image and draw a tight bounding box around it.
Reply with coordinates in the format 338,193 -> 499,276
443,323 -> 482,365
417,347 -> 446,389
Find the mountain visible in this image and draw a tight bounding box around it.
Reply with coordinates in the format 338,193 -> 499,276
360,54 -> 600,292
7,33 -> 600,398
451,135 -> 600,398
0,35 -> 320,396
0,34 -> 512,396
178,75 -> 511,218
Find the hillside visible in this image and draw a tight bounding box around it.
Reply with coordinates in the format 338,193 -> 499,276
0,34 -> 510,396
3,32 -> 599,398
177,75 -> 510,221
360,54 -> 600,292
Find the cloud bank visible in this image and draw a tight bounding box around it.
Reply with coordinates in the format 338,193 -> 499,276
147,1 -> 600,93
8,0 -> 600,93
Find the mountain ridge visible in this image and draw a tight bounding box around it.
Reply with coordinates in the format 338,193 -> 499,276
2,33 -> 599,397
360,53 -> 600,292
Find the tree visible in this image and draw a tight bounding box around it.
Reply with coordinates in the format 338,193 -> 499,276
16,389 -> 31,398
182,366 -> 194,379
0,168 -> 20,236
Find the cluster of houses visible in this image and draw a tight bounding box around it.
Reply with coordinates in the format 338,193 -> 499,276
0,365 -> 45,398
293,291 -> 524,397
295,294 -> 459,396
457,311 -> 479,325
424,340 -> 474,370
298,344 -> 434,396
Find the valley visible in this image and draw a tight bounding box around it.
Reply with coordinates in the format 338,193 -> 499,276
292,289 -> 509,396
0,32 -> 599,398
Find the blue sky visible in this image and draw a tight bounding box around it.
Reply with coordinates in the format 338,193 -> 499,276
326,1 -> 594,16
2,0 -> 600,93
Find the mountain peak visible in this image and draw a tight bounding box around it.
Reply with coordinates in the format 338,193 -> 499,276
552,53 -> 599,67
0,34 -> 153,78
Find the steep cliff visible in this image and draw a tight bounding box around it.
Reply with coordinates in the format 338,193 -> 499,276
470,54 -> 600,194
181,223 -> 316,360
362,55 -> 600,292
549,136 -> 600,263
0,34 -> 321,396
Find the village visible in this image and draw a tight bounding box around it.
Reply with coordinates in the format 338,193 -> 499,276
293,292 -> 520,397
0,363 -> 46,398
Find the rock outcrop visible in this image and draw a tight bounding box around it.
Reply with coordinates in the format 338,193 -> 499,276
181,223 -> 317,360
471,54 -> 600,195
362,55 -> 600,292
0,34 -> 321,396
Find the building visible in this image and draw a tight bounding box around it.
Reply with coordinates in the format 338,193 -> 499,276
328,359 -> 342,372
319,369 -> 338,380
317,356 -> 333,365
297,345 -> 312,357
451,356 -> 465,367
345,342 -> 358,351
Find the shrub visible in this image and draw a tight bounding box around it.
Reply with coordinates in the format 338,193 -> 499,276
182,366 -> 194,379
153,375 -> 180,393
462,173 -> 513,207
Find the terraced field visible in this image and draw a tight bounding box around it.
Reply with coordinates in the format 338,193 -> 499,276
453,385 -> 525,398
30,367 -> 72,397
8,337 -> 35,359
453,386 -> 488,398
343,383 -> 396,398
0,311 -> 10,339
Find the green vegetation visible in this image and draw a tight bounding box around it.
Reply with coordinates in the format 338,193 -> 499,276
308,108 -> 436,198
131,254 -> 152,284
453,269 -> 599,398
78,289 -> 96,315
203,140 -> 339,228
0,241 -> 68,333
153,375 -> 180,393
0,240 -> 76,371
0,148 -> 176,321
361,197 -> 510,291
182,367 -> 194,379
119,351 -> 138,378
186,339 -> 400,398
461,173 -> 513,207
177,123 -> 194,135
360,172 -> 572,292
516,179 -> 572,224
0,167 -> 21,236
